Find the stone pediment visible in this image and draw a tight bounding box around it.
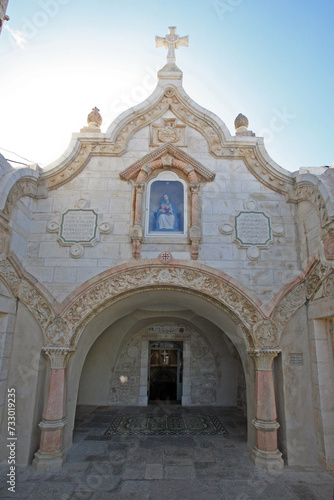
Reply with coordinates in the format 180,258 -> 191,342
39,83 -> 296,197
119,143 -> 215,183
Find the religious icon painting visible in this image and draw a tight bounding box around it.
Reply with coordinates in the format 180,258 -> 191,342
147,179 -> 185,235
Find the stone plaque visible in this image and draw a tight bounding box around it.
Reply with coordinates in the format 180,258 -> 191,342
59,209 -> 98,244
235,211 -> 272,246
148,326 -> 185,334
289,353 -> 304,366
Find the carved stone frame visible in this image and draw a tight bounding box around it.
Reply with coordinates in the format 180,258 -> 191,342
120,144 -> 215,260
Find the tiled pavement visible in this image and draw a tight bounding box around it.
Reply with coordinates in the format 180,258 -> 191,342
1,405 -> 333,499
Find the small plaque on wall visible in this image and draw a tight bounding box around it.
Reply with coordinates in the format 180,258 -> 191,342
59,209 -> 99,245
235,211 -> 272,246
289,353 -> 304,366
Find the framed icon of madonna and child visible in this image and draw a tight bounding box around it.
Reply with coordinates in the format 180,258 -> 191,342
146,174 -> 187,236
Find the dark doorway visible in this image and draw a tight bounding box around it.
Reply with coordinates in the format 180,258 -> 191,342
148,341 -> 183,403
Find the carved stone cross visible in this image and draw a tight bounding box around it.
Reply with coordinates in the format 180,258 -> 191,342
156,26 -> 189,64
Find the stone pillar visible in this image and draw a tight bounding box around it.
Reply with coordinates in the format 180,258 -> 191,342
130,183 -> 145,259
189,183 -> 201,260
32,347 -> 74,472
190,183 -> 200,226
250,349 -> 284,470
134,182 -> 145,226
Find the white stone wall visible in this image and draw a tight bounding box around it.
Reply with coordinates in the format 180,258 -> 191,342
11,122 -> 304,305
0,281 -> 17,431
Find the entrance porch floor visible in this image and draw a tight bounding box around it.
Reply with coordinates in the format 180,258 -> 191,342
1,405 -> 333,499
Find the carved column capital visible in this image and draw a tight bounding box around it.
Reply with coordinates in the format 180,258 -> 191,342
190,182 -> 201,194
134,182 -> 145,194
249,349 -> 280,370
43,347 -> 75,369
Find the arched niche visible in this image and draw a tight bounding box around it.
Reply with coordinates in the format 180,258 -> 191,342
145,171 -> 188,238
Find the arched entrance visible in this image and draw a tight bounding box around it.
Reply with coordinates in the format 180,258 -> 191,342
76,314 -> 247,410
68,289 -> 253,452
29,262 -> 284,472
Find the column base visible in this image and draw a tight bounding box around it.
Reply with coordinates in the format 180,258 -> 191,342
32,448 -> 66,472
251,447 -> 284,471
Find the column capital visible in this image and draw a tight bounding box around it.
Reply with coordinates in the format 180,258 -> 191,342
190,182 -> 201,194
249,349 -> 280,370
134,182 -> 145,193
43,347 -> 75,369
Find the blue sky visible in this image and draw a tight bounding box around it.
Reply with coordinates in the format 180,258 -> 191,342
0,0 -> 333,172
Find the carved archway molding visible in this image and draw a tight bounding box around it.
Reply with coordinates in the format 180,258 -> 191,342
0,168 -> 47,226
0,253 -> 332,352
295,175 -> 334,228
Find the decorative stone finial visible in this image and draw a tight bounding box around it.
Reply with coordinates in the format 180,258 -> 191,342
234,113 -> 249,130
234,113 -> 255,137
156,26 -> 189,65
87,107 -> 102,128
80,107 -> 102,133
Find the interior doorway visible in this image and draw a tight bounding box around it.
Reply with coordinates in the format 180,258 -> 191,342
148,341 -> 183,403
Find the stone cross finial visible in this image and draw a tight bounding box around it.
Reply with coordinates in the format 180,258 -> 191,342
156,26 -> 189,64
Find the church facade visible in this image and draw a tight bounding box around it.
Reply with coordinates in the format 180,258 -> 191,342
0,28 -> 333,473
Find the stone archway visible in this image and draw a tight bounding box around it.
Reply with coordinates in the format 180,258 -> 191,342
35,278 -> 286,472
68,289 -> 252,453
0,258 -> 291,472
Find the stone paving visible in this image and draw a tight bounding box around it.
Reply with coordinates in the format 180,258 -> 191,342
0,405 -> 333,499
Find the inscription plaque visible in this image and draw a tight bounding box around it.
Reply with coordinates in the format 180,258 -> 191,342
59,209 -> 98,244
289,353 -> 304,366
148,326 -> 185,334
235,211 -> 272,246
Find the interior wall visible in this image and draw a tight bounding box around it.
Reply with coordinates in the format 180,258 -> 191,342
77,316 -> 242,407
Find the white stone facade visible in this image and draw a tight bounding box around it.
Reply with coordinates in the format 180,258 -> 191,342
0,38 -> 333,473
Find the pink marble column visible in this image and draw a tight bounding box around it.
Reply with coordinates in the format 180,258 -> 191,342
33,347 -> 74,472
250,349 -> 284,470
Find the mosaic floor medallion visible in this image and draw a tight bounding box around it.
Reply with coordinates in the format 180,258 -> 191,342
105,414 -> 228,436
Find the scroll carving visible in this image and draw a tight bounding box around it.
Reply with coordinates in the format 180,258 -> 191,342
272,282 -> 306,333
296,184 -> 331,228
2,178 -> 39,220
